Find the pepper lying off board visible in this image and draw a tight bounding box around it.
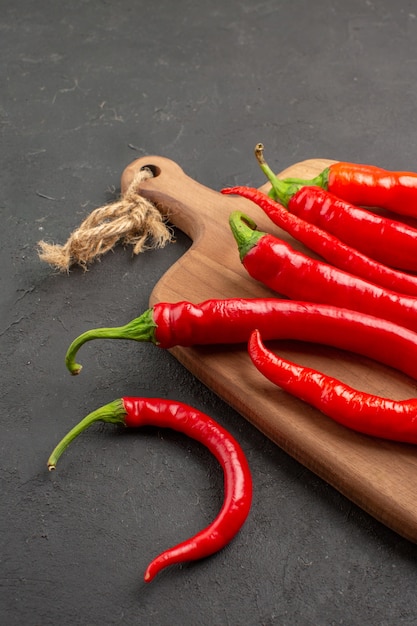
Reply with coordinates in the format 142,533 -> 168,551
47,396 -> 253,583
117,155 -> 417,543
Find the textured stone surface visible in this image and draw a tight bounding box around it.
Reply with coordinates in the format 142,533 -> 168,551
2,1 -> 417,623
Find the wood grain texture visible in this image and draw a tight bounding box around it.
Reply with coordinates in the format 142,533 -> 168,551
121,155 -> 417,542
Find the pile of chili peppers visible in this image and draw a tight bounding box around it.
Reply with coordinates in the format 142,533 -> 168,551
49,144 -> 417,584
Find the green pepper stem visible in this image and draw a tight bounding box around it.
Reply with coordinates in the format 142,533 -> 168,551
47,399 -> 127,470
65,308 -> 157,375
281,169 -> 329,188
255,143 -> 321,205
229,211 -> 264,261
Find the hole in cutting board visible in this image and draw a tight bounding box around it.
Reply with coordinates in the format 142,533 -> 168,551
141,164 -> 161,177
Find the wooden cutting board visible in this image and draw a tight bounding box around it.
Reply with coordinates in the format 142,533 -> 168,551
121,155 -> 417,543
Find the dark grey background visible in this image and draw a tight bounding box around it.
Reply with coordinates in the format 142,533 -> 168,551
2,1 -> 417,624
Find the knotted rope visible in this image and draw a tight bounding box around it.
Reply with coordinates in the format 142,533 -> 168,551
37,167 -> 173,272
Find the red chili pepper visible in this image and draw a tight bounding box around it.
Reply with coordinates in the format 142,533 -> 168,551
222,185 -> 417,297
229,210 -> 417,335
65,299 -> 417,381
282,157 -> 417,219
47,397 -> 252,583
248,329 -> 417,445
255,144 -> 417,271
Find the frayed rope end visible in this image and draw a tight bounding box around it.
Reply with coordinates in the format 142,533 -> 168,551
37,168 -> 174,272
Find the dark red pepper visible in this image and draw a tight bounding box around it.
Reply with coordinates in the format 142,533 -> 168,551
228,210 -> 417,335
222,185 -> 417,297
64,299 -> 417,381
255,143 -> 417,271
248,329 -> 417,445
47,397 -> 253,583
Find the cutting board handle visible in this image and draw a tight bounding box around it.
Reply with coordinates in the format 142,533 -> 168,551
121,155 -> 245,243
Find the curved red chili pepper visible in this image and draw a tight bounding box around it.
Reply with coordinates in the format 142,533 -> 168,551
228,210 -> 417,335
248,329 -> 417,445
222,185 -> 417,297
65,299 -> 417,381
284,160 -> 417,218
255,144 -> 417,271
47,397 -> 252,583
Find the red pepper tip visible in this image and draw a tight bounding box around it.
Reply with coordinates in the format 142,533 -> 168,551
249,328 -> 262,348
221,186 -> 258,197
143,556 -> 164,583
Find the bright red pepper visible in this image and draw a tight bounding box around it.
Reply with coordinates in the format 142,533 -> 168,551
222,185 -> 417,297
248,329 -> 417,445
228,210 -> 417,335
47,397 -> 252,583
64,299 -> 417,381
282,158 -> 417,218
255,144 -> 417,271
